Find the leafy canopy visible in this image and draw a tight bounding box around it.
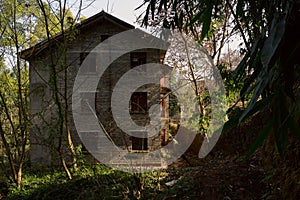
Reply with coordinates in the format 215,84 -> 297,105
139,0 -> 300,157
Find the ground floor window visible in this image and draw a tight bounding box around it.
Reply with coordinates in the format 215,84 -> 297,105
131,131 -> 148,150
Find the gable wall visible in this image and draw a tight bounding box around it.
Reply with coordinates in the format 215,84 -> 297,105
29,17 -> 164,165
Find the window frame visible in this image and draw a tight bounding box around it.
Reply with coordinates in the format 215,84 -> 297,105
129,92 -> 148,114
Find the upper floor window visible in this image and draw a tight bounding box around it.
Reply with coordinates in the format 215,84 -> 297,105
130,92 -> 147,113
130,52 -> 146,68
101,35 -> 110,42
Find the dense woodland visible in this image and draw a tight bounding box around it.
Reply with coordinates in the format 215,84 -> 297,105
0,0 -> 300,199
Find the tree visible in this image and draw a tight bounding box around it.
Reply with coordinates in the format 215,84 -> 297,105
34,0 -> 86,179
0,0 -> 87,185
0,0 -> 37,187
139,0 -> 239,64
139,0 -> 300,157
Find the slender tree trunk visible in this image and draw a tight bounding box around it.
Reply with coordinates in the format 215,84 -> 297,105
0,122 -> 17,184
37,0 -> 72,180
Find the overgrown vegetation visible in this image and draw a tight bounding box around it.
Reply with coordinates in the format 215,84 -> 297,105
139,0 -> 300,198
0,0 -> 88,187
140,0 -> 300,159
0,0 -> 299,199
2,163 -> 186,200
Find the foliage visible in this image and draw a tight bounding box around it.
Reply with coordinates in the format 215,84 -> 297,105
0,0 -> 83,186
0,0 -> 32,187
0,0 -> 62,48
218,61 -> 245,107
33,0 -> 84,179
139,0 -> 300,158
5,164 -> 179,200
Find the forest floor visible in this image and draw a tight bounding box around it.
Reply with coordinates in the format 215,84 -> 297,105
163,150 -> 273,200
155,112 -> 275,199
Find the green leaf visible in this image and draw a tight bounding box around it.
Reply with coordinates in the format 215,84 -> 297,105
236,0 -> 244,17
150,0 -> 156,20
242,96 -> 272,122
135,0 -> 149,10
142,4 -> 151,27
246,120 -> 273,159
239,65 -> 260,98
234,33 -> 264,82
261,18 -> 286,69
174,9 -> 184,30
201,3 -> 213,40
172,0 -> 178,11
234,51 -> 250,80
189,11 -> 204,26
239,68 -> 273,123
222,109 -> 243,133
157,0 -> 164,12
272,90 -> 290,158
179,10 -> 184,30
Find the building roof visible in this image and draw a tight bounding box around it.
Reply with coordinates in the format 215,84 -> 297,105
20,11 -> 135,60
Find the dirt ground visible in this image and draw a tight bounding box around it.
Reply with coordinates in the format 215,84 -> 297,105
164,113 -> 277,200
167,150 -> 272,200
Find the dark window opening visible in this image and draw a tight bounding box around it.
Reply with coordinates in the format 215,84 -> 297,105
130,52 -> 147,68
131,132 -> 148,150
101,35 -> 110,42
130,92 -> 147,113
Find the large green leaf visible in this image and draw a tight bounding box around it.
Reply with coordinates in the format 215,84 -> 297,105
142,4 -> 151,27
243,96 -> 272,121
261,17 -> 286,69
275,120 -> 288,159
239,69 -> 273,123
222,109 -> 243,133
234,33 -> 264,83
157,0 -> 165,13
135,0 -> 149,10
201,2 -> 213,40
189,10 -> 204,26
239,55 -> 262,99
150,0 -> 156,20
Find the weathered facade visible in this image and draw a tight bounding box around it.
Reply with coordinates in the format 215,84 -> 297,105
20,11 -> 169,165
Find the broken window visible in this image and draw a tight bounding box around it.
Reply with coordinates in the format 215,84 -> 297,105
130,92 -> 147,113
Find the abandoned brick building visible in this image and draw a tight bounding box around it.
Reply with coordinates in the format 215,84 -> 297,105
20,11 -> 173,165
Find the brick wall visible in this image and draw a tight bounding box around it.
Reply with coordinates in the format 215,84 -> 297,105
28,18 -> 166,165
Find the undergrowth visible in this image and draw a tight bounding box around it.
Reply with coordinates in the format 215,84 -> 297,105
4,164 -> 192,200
